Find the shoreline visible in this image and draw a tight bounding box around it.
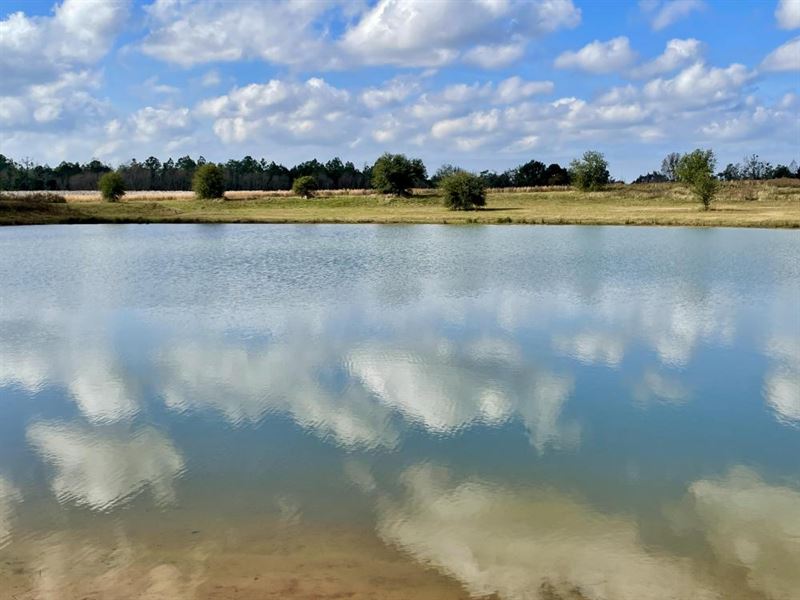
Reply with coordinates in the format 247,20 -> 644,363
2,185 -> 799,228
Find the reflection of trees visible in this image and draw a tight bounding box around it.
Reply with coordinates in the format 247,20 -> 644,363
27,423 -> 185,511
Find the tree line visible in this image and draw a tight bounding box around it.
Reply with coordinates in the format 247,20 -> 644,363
634,154 -> 799,184
2,151 -> 796,194
0,153 -> 577,192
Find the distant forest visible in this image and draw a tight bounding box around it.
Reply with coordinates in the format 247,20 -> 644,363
1,152 -> 797,192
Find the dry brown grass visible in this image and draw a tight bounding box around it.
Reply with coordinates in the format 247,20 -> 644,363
1,182 -> 798,227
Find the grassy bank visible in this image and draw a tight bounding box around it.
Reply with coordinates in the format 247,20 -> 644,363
1,182 -> 799,228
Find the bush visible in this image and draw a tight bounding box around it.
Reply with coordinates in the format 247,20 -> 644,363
439,171 -> 486,210
676,149 -> 718,210
98,171 -> 125,202
371,153 -> 427,196
569,150 -> 610,191
292,175 -> 317,198
192,163 -> 226,199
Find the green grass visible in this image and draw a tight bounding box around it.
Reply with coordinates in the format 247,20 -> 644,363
1,182 -> 799,228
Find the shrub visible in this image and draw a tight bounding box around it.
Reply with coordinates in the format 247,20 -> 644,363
676,149 -> 718,210
439,171 -> 486,210
98,171 -> 125,202
569,150 -> 610,191
371,153 -> 427,196
292,175 -> 317,198
192,163 -> 226,199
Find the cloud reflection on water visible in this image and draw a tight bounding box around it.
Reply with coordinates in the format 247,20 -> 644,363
26,423 -> 185,511
377,463 -> 720,600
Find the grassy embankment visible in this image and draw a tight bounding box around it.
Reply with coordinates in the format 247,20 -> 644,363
1,181 -> 799,228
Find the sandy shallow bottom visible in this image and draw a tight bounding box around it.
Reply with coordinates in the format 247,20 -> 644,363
0,518 -> 473,600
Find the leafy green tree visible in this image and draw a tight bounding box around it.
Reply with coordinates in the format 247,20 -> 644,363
98,171 -> 125,202
439,170 -> 486,210
544,163 -> 570,185
431,164 -> 462,185
192,163 -> 225,199
371,153 -> 427,196
512,159 -> 547,186
569,150 -> 610,191
292,175 -> 317,198
718,163 -> 741,181
676,149 -> 718,210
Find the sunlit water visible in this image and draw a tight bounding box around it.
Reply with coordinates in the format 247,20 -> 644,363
0,224 -> 798,600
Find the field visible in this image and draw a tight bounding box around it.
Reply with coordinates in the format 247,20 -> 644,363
1,181 -> 799,228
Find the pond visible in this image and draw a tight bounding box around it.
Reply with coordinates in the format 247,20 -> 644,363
0,224 -> 798,599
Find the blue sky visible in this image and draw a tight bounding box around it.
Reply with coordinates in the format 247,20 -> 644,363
1,0 -> 798,180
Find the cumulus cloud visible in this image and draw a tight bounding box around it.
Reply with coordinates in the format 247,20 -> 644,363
776,0 -> 800,29
341,0 -> 580,68
360,77 -> 420,110
0,0 -> 129,87
554,36 -> 637,74
641,0 -> 706,31
140,0 -> 579,70
462,40 -> 527,69
761,36 -> 800,71
631,38 -> 703,78
493,77 -> 554,104
643,62 -> 753,109
140,0 -> 340,69
197,78 -> 354,145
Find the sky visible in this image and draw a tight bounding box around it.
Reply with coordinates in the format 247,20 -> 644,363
0,0 -> 798,180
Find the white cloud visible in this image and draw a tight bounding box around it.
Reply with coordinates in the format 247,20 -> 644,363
0,0 -> 129,87
340,0 -> 580,68
776,0 -> 800,29
462,40 -> 527,69
131,106 -> 192,141
140,0 -> 579,70
643,62 -> 753,109
555,36 -> 637,74
493,77 -> 554,104
642,0 -> 706,31
199,78 -> 354,145
140,0 -> 339,68
360,77 -> 420,110
631,38 -> 703,78
761,36 -> 800,71
200,69 -> 221,87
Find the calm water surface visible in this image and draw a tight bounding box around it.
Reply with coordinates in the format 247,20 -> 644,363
0,224 -> 798,600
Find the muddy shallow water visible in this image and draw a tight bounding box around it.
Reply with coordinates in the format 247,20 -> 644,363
0,224 -> 798,599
